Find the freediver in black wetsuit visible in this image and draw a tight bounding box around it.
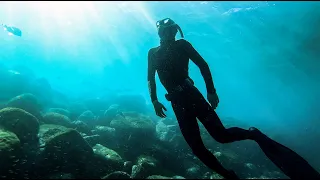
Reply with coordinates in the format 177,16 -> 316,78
147,18 -> 320,179
1,24 -> 22,37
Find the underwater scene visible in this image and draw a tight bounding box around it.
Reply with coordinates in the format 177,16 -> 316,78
0,1 -> 320,179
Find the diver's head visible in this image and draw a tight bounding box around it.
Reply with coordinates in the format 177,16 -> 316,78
156,18 -> 184,42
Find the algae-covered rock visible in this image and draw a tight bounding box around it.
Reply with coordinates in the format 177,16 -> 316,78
146,175 -> 171,179
0,107 -> 39,144
35,129 -> 93,177
0,130 -> 21,155
202,172 -> 211,179
213,149 -> 240,166
93,125 -> 116,136
93,144 -> 124,167
210,172 -> 224,179
83,134 -> 101,147
156,121 -> 177,142
38,124 -> 68,145
84,152 -> 124,179
168,134 -> 189,151
172,175 -> 186,179
43,112 -> 73,128
99,104 -> 121,126
6,93 -> 43,120
109,112 -> 156,141
46,108 -> 71,118
77,110 -> 96,127
123,161 -> 133,174
186,166 -> 201,179
109,114 -> 156,160
71,120 -> 92,135
102,171 -> 131,179
145,142 -> 187,178
44,129 -> 93,157
131,155 -> 159,179
92,125 -> 116,145
131,164 -> 148,179
137,155 -> 158,167
0,130 -> 22,178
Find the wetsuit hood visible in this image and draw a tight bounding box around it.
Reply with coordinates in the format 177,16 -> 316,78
156,18 -> 184,41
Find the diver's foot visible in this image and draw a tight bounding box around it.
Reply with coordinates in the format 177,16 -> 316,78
248,127 -> 263,140
249,127 -> 259,132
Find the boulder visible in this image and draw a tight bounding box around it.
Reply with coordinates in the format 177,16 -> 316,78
38,124 -> 68,145
0,107 -> 39,144
46,108 -> 71,118
71,120 -> 92,135
6,93 -> 43,121
35,129 -> 93,177
77,110 -> 96,127
0,130 -> 22,178
43,112 -> 73,128
131,155 -> 159,179
102,171 -> 131,179
98,104 -> 121,126
93,144 -> 124,168
91,126 -> 116,147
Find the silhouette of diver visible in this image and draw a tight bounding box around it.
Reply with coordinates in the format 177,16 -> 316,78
1,23 -> 22,37
147,18 -> 320,179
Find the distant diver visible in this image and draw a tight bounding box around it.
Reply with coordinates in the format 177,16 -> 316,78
147,18 -> 320,179
1,23 -> 22,37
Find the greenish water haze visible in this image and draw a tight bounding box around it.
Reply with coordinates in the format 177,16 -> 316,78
1,1 -> 320,169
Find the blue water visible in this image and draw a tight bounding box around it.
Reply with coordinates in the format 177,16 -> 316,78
1,1 -> 320,171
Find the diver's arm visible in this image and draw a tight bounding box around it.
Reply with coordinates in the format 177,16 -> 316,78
182,40 -> 216,94
147,49 -> 158,103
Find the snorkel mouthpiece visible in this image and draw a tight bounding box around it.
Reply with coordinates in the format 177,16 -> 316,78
156,18 -> 184,39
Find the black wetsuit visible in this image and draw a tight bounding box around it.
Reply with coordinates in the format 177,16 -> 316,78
147,39 -> 320,179
148,39 -> 252,178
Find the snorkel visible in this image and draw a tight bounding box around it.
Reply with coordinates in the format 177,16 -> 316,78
156,18 -> 184,42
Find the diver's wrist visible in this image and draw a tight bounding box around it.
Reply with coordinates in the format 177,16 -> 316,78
152,100 -> 159,105
208,88 -> 216,94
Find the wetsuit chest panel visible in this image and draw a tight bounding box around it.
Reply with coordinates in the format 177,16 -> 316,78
153,42 -> 190,89
153,45 -> 183,71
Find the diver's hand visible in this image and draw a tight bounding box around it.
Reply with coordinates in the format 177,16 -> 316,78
152,100 -> 167,118
207,91 -> 219,109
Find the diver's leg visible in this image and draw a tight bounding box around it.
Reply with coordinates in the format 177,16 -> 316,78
192,88 -> 253,143
199,110 -> 253,143
194,88 -> 320,178
171,102 -> 238,179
